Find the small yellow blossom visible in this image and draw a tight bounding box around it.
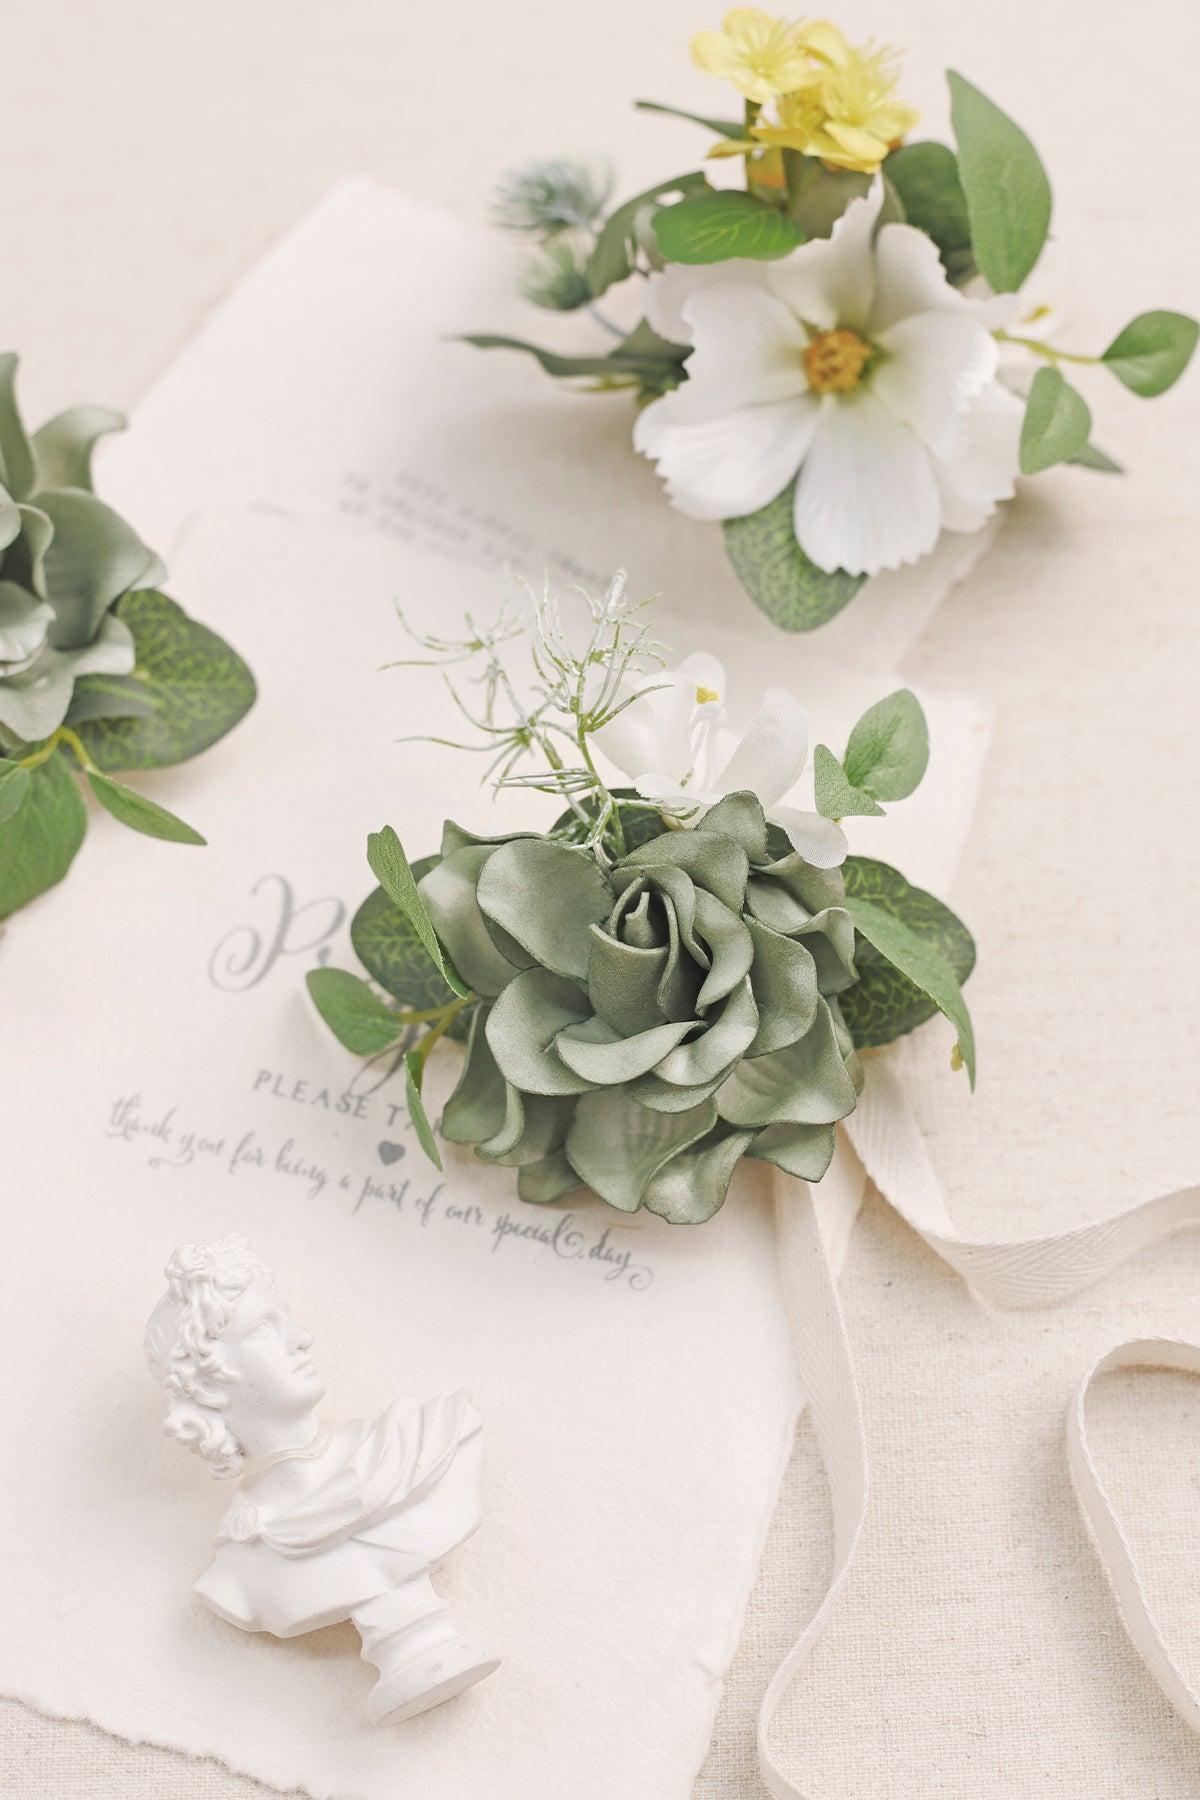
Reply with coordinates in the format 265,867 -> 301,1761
752,39 -> 919,173
690,9 -> 841,105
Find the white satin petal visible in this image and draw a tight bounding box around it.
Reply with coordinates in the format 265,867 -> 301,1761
710,694 -> 810,809
634,390 -> 820,522
794,390 -> 942,576
594,669 -> 699,785
766,181 -> 883,333
643,259 -> 772,345
872,310 -> 999,458
931,381 -> 1023,533
869,223 -> 1016,332
666,282 -> 809,423
770,806 -> 850,869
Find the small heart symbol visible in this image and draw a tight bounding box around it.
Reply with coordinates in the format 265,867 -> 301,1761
377,1141 -> 406,1166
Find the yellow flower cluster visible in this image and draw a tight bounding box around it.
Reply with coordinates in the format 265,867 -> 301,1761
690,9 -> 918,175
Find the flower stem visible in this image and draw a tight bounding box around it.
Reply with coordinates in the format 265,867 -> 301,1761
17,726 -> 98,774
413,994 -> 471,1069
995,329 -> 1099,369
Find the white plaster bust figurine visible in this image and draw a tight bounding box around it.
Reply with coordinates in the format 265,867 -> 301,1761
144,1233 -> 498,1722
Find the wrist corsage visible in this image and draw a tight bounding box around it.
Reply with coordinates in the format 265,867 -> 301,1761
466,13 -> 1197,632
0,356 -> 255,920
308,579 -> 973,1223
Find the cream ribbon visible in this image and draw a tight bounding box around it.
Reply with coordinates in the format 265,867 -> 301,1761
759,1054 -> 1200,1798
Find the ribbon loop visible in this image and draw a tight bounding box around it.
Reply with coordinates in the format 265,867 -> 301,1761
757,1056 -> 1200,1796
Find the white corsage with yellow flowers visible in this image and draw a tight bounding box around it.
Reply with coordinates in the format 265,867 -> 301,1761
467,12 -> 1197,632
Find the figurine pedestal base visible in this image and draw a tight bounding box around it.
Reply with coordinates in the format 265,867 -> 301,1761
354,1577 -> 499,1723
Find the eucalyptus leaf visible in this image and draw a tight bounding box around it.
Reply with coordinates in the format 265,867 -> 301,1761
845,894 -> 974,1084
1069,441 -> 1124,474
367,825 -> 470,997
350,866 -> 469,1037
882,141 -> 973,276
840,856 -> 976,1068
305,967 -> 406,1056
73,590 -> 256,770
652,190 -> 803,264
0,749 -> 87,919
586,171 -> 708,297
405,1051 -> 444,1171
86,770 -> 206,845
722,479 -> 865,631
633,98 -> 750,139
1019,367 -> 1092,475
63,673 -> 159,726
842,689 -> 929,801
812,743 -> 884,819
0,758 -> 32,824
947,71 -> 1051,293
1100,311 -> 1200,398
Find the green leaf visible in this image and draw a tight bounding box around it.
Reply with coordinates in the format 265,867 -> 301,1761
1069,441 -> 1124,474
842,688 -> 929,801
722,479 -> 865,631
652,190 -> 804,264
634,99 -> 750,139
839,856 -> 976,1072
0,758 -> 32,825
405,1050 -> 444,1171
812,744 -> 884,819
586,171 -> 708,297
459,330 -> 687,386
367,825 -> 470,997
63,673 -> 159,727
72,590 -> 256,771
351,864 -> 473,1041
947,70 -> 1051,293
1019,367 -> 1092,475
1100,311 -> 1200,398
0,749 -> 87,919
882,141 -> 973,275
305,967 -> 406,1056
86,770 -> 206,844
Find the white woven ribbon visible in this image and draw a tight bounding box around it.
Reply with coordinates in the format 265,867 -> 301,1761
758,1054 -> 1200,1798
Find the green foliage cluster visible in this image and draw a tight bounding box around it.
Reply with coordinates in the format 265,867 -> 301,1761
0,357 -> 256,921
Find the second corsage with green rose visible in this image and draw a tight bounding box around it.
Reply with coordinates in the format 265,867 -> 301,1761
0,355 -> 255,922
306,579 -> 974,1225
467,12 -> 1197,632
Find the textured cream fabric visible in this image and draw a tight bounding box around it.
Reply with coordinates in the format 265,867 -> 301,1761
3,0 -> 1199,1796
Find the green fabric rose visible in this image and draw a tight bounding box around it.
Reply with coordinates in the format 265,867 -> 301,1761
0,354 -> 161,743
419,790 -> 862,1224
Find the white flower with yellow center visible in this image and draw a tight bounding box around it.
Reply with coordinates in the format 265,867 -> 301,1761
595,651 -> 848,868
634,182 -> 1024,577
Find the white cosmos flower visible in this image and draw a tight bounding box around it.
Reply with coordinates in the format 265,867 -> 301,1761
634,181 -> 1024,578
595,651 -> 848,869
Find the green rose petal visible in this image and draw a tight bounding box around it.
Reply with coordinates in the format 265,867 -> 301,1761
692,887 -> 754,1011
556,1014 -> 694,1084
565,1089 -> 717,1211
745,917 -> 820,1054
442,1008 -> 509,1144
477,836 -> 612,981
586,925 -> 669,1036
752,1120 -> 837,1182
693,790 -> 770,861
485,965 -> 595,1095
620,829 -> 750,913
717,998 -> 859,1126
642,1127 -> 756,1225
517,1149 -> 580,1205
419,844 -> 528,998
654,976 -> 759,1086
38,489 -> 156,650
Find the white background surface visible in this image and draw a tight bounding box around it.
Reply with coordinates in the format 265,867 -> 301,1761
4,1 -> 1200,1796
